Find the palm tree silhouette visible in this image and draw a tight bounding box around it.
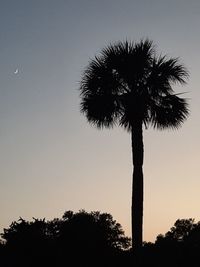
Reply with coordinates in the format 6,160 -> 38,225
79,39 -> 189,252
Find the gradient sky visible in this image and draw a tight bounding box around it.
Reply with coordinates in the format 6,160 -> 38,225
0,0 -> 200,242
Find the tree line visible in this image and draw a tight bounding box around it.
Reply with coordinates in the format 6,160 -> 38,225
1,211 -> 200,266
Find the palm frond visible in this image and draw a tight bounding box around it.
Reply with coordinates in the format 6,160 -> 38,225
80,93 -> 119,129
150,94 -> 189,130
150,56 -> 188,86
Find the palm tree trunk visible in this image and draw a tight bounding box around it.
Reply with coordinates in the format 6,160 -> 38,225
131,121 -> 144,253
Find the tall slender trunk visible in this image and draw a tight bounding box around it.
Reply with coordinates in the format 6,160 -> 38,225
131,121 -> 144,253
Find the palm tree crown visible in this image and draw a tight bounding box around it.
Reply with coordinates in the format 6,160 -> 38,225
80,39 -> 189,130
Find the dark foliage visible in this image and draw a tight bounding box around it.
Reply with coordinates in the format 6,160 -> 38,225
1,215 -> 200,266
140,218 -> 200,267
0,210 -> 130,267
80,39 -> 189,131
153,218 -> 200,267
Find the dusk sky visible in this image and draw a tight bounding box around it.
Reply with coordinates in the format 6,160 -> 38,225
0,0 -> 200,242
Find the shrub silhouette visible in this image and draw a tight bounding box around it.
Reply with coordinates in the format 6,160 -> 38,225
2,215 -> 200,266
1,210 -> 130,266
153,218 -> 200,267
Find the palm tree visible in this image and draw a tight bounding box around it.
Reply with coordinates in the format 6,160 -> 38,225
79,39 -> 189,251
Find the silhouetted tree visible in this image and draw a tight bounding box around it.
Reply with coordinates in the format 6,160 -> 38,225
1,210 -> 130,266
154,218 -> 200,267
61,210 -> 130,249
79,39 -> 189,253
59,210 -> 130,266
156,218 -> 195,243
1,217 -> 52,266
3,215 -> 200,266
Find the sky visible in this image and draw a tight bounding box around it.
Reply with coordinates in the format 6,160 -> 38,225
0,0 -> 200,242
